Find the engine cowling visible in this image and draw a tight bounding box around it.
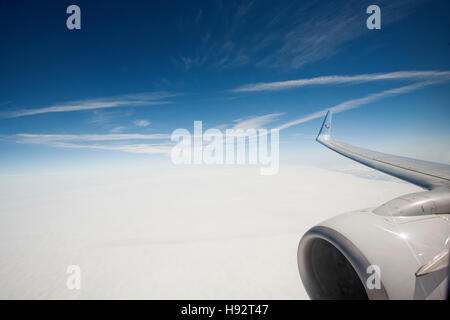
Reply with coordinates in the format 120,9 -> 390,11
297,203 -> 449,299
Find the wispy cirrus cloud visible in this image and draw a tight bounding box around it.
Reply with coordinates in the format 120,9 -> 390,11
278,80 -> 446,130
15,133 -> 170,142
225,80 -> 437,134
57,142 -> 172,155
232,70 -> 450,92
257,0 -> 427,69
2,92 -> 174,118
177,0 -> 426,70
134,119 -> 150,127
10,133 -> 172,155
110,126 -> 126,133
7,114 -> 284,156
229,69 -> 450,131
232,113 -> 284,130
226,75 -> 449,132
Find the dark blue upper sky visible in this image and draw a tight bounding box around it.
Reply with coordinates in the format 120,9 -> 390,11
1,0 -> 449,173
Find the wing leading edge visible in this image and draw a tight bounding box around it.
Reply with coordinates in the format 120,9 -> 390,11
316,111 -> 450,190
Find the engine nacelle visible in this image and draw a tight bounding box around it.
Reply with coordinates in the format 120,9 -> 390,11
297,207 -> 449,299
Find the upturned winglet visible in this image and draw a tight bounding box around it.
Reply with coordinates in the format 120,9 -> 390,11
316,110 -> 332,142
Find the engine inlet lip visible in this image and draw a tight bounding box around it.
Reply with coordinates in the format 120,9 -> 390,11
298,225 -> 389,300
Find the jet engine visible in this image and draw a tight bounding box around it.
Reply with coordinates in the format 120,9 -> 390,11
297,190 -> 450,300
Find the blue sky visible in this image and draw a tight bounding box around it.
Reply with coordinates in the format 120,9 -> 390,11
1,0 -> 450,173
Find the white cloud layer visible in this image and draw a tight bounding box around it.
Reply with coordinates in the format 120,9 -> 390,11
0,165 -> 420,299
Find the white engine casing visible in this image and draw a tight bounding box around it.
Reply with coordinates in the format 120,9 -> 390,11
297,208 -> 449,299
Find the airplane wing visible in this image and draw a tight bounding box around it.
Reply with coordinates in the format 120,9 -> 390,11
316,111 -> 450,190
297,111 -> 450,300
